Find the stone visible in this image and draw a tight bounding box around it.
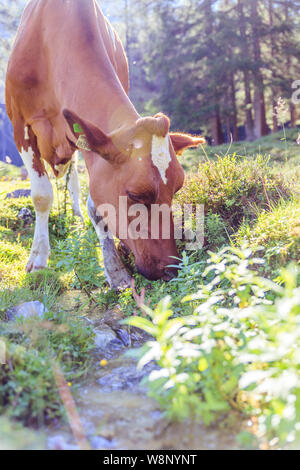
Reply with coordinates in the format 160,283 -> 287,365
97,362 -> 157,392
6,301 -> 47,322
93,327 -> 116,349
17,207 -> 34,226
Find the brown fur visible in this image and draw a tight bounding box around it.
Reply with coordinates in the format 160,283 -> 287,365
6,0 -> 204,280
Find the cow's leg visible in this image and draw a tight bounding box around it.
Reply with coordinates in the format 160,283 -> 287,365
66,151 -> 83,219
87,194 -> 131,290
20,146 -> 53,272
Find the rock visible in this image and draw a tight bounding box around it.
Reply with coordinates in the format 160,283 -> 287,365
17,207 -> 34,226
6,301 -> 47,322
103,308 -> 148,348
93,327 -> 116,349
5,189 -> 31,199
114,328 -> 131,347
97,362 -> 157,392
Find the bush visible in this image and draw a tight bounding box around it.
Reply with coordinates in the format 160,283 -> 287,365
176,155 -> 291,250
0,342 -> 63,425
125,247 -> 300,448
0,197 -> 34,232
236,198 -> 300,274
53,225 -> 106,291
0,310 -> 94,425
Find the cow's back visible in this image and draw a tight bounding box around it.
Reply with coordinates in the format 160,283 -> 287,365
5,0 -> 130,168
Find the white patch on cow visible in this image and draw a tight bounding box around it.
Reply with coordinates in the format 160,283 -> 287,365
87,194 -> 131,289
151,134 -> 171,184
66,151 -> 83,219
20,147 -> 53,272
24,126 -> 29,140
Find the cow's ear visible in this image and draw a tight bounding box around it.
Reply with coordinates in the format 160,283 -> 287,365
170,133 -> 206,155
63,109 -> 119,162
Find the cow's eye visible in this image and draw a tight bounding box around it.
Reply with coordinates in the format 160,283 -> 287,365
127,191 -> 156,205
127,192 -> 142,203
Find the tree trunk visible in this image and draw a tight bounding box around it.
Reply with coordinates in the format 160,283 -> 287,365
237,0 -> 255,141
269,0 -> 279,133
230,73 -> 239,141
211,111 -> 223,146
204,0 -> 224,145
250,0 -> 269,138
285,2 -> 297,127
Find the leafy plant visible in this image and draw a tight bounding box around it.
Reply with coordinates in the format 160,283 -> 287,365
0,310 -> 94,425
125,247 -> 300,447
176,155 -> 291,248
236,198 -> 300,275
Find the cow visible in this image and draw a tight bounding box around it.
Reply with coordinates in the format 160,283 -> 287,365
5,0 -> 205,289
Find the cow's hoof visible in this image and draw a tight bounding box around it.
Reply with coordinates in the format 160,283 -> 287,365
26,261 -> 48,273
26,251 -> 49,273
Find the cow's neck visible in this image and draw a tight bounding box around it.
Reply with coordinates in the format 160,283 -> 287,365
54,2 -> 140,134
67,79 -> 139,135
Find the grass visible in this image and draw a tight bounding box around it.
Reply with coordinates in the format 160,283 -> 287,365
176,154 -> 291,248
236,197 -> 300,274
0,128 -> 299,447
182,127 -> 300,172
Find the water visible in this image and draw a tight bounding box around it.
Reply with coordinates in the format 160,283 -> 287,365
43,291 -> 242,450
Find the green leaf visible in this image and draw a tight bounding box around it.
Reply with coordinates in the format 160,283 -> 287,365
123,316 -> 158,337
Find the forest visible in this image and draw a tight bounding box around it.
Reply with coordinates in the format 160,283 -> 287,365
1,0 -> 300,143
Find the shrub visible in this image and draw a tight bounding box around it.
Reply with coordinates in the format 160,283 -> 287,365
176,155 -> 291,250
236,198 -> 300,274
125,247 -> 300,448
0,342 -> 63,425
0,310 -> 94,425
0,197 -> 34,232
53,226 -> 106,291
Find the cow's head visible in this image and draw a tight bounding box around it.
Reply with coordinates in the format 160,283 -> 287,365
63,109 -> 205,280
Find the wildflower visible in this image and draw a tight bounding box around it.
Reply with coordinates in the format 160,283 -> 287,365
274,97 -> 289,125
100,359 -> 108,367
67,382 -> 72,387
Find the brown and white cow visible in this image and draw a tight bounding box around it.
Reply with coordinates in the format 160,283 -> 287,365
5,0 -> 204,288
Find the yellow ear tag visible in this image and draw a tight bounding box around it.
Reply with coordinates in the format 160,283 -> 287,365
76,135 -> 91,151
